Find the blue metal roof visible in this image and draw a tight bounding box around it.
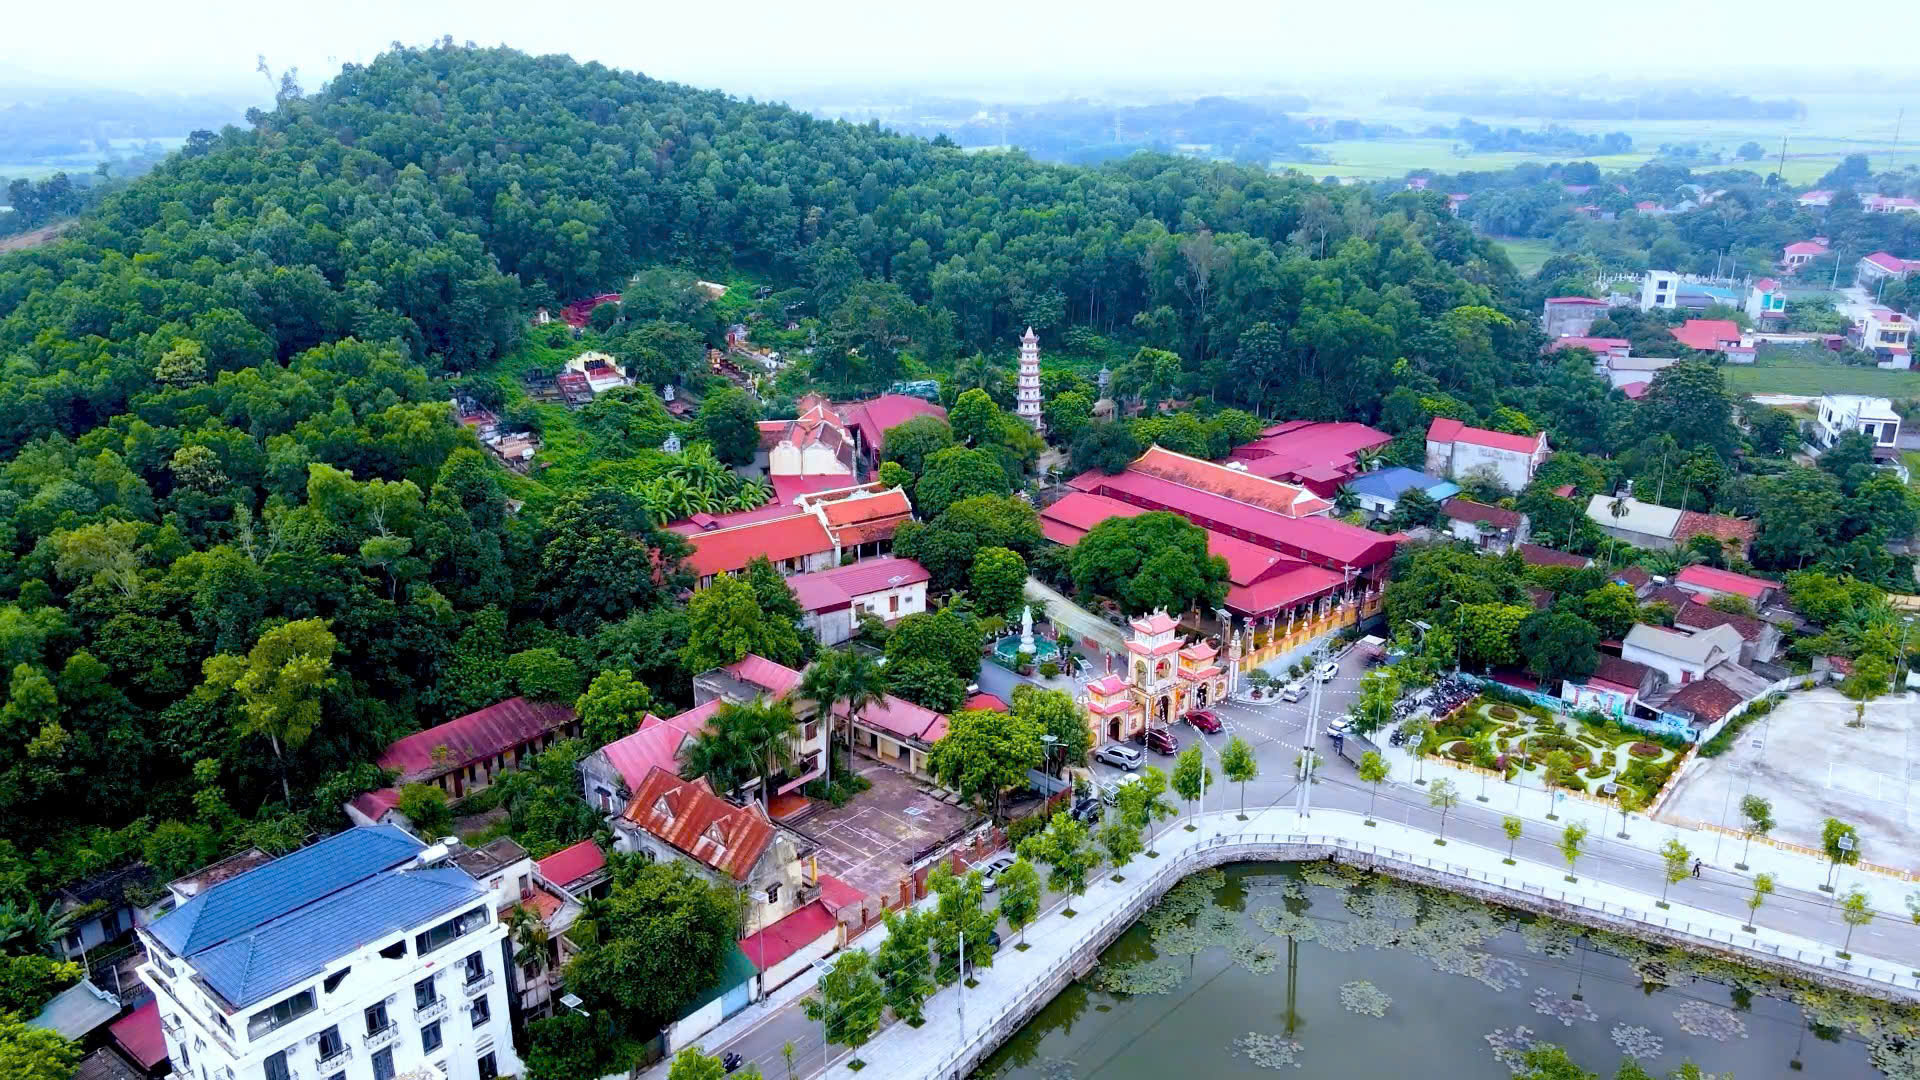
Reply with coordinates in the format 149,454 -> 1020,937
150,825 -> 424,959
1344,467 -> 1455,502
190,867 -> 485,1010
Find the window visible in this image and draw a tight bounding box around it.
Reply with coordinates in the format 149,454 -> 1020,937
765,882 -> 781,904
420,1020 -> 443,1053
178,1042 -> 190,1070
413,906 -> 488,956
518,873 -> 531,898
463,952 -> 486,985
323,967 -> 350,994
328,1074 -> 346,1080
317,1026 -> 343,1059
415,976 -> 437,1010
889,594 -> 899,614
246,989 -> 316,1040
521,960 -> 542,983
264,1050 -> 291,1080
378,940 -> 407,960
470,992 -> 491,1025
478,1052 -> 499,1080
364,1002 -> 389,1036
371,1048 -> 395,1080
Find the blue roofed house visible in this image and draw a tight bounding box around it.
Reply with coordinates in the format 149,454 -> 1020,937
137,826 -> 522,1080
1342,466 -> 1460,519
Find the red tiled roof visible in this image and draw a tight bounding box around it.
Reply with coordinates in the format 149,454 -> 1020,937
379,698 -> 577,784
963,692 -> 1009,712
1675,565 -> 1777,601
1614,566 -> 1651,589
600,703 -> 715,788
1426,417 -> 1545,456
1646,584 -> 1695,611
788,556 -> 930,613
1553,484 -> 1577,498
1754,277 -> 1780,292
684,515 -> 834,579
1863,251 -> 1910,273
1038,491 -> 1150,546
841,395 -> 947,454
1130,611 -> 1180,634
1589,655 -> 1653,694
111,1001 -> 166,1070
622,768 -> 776,880
771,473 -> 857,506
1065,469 -> 1397,568
1228,421 -> 1391,491
536,840 -> 607,890
738,899 -> 838,970
350,788 -> 401,821
1129,446 -> 1330,517
1784,241 -> 1829,256
1526,586 -> 1556,610
1665,678 -> 1744,723
1670,319 -> 1743,352
839,693 -> 946,745
1621,382 -> 1650,400
1674,511 -> 1755,552
1443,497 -> 1524,529
724,654 -> 805,698
822,489 -> 911,526
1545,296 -> 1608,306
1518,544 -> 1589,568
668,503 -> 806,535
1673,602 -> 1768,642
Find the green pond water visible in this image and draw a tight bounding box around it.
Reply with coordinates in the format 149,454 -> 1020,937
974,863 -> 1907,1079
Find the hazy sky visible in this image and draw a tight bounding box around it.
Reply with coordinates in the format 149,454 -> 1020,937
8,0 -> 1908,101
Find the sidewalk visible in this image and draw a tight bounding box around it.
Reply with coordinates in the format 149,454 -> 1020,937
1373,729 -> 1910,910
824,805 -> 1920,1080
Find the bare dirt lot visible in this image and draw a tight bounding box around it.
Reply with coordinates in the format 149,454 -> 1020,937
795,758 -> 980,900
1658,687 -> 1920,872
0,223 -> 69,255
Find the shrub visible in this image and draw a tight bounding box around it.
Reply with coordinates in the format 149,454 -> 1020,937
1577,734 -> 1605,749
1448,741 -> 1475,760
1583,765 -> 1610,779
1007,810 -> 1051,848
1039,660 -> 1060,678
1628,742 -> 1662,759
1488,704 -> 1519,721
1559,776 -> 1589,793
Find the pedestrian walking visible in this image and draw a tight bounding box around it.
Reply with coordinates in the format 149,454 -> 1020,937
1692,859 -> 1702,878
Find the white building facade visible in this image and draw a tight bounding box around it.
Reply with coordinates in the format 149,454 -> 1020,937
1815,394 -> 1902,450
137,827 -> 522,1080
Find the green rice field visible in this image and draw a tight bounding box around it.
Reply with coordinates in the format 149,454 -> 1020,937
1723,349 -> 1920,397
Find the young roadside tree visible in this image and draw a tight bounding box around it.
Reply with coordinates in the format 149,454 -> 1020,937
1357,750 -> 1390,825
995,858 -> 1042,948
926,707 -> 1043,823
1615,786 -> 1646,840
1099,819 -> 1145,876
926,863 -> 996,983
1738,795 -> 1775,871
1427,779 -> 1460,845
1745,873 -> 1775,932
1117,766 -> 1177,855
1171,745 -> 1213,828
1542,750 -> 1574,820
1559,822 -> 1588,883
1221,736 -> 1258,820
1839,888 -> 1875,958
1350,669 -> 1399,736
803,950 -> 884,1069
872,907 -> 934,1025
1502,815 -> 1523,864
1658,838 -> 1692,908
1017,811 -> 1099,916
668,1047 -> 764,1080
1821,817 -> 1861,892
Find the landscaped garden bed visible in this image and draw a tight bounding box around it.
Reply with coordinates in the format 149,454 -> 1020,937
1410,694 -> 1688,807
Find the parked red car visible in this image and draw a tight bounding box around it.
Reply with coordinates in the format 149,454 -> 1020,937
1182,709 -> 1222,734
1134,727 -> 1180,756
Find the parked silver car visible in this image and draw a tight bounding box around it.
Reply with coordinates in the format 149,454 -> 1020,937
1094,743 -> 1145,770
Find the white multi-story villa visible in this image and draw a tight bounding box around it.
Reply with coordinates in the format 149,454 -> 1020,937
136,826 -> 523,1080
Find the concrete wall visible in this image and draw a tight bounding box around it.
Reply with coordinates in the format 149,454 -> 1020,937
758,925 -> 840,992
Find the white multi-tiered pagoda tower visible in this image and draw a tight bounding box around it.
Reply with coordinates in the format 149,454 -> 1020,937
1015,326 -> 1044,432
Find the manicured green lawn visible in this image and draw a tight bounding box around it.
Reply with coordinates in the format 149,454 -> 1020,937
1489,236 -> 1556,276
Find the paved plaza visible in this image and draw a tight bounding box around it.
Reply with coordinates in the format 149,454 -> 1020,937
1659,686 -> 1920,872
794,759 -> 981,900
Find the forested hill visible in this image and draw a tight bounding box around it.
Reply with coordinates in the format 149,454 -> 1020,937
0,43 -> 1583,900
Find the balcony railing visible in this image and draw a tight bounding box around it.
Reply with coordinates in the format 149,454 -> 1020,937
462,971 -> 496,998
315,1044 -> 352,1074
414,996 -> 448,1024
363,1024 -> 399,1052
159,1012 -> 182,1035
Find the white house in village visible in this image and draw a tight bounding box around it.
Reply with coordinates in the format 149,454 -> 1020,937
1814,394 -> 1902,451
137,827 -> 522,1080
1424,418 -> 1550,492
787,556 -> 931,645
1621,623 -> 1744,686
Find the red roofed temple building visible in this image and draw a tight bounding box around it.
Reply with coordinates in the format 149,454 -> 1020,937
1052,446 -> 1395,667
1224,420 -> 1392,497
670,482 -> 917,587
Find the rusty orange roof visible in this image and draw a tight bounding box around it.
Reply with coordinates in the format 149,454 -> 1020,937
684,515 -> 834,579
622,768 -> 775,881
1129,446 -> 1330,517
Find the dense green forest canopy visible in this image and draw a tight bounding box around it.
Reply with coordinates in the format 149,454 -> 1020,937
0,41 -> 1877,923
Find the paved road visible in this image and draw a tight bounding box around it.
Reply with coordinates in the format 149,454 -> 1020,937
685,646 -> 1920,1078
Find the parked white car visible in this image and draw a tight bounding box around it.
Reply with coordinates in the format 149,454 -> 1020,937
1280,681 -> 1307,702
1313,661 -> 1340,682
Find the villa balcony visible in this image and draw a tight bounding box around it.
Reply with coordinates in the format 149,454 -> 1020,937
462,971 -> 496,998
316,1045 -> 352,1074
414,996 -> 449,1024
363,1024 -> 400,1052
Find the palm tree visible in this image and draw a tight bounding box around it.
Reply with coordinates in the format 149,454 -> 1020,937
795,649 -> 887,787
714,697 -> 800,807
1353,445 -> 1389,474
679,720 -> 759,797
1333,485 -> 1360,515
672,445 -> 732,490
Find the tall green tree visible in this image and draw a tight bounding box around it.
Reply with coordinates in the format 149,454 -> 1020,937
995,857 -> 1042,946
574,669 -> 655,747
1220,735 -> 1258,819
565,857 -> 744,1039
871,907 -> 935,1024
803,950 -> 884,1068
201,617 -> 337,804
1017,811 -> 1099,915
681,572 -> 808,673
926,708 -> 1043,821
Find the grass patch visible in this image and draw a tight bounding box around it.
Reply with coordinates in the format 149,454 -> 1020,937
1724,352 -> 1920,397
1489,236 -> 1556,276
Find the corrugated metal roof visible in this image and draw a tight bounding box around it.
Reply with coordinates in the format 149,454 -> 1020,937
378,697 -> 577,783
30,980 -> 120,1040
621,771 -> 774,880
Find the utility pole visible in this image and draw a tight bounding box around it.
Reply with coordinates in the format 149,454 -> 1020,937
1832,248 -> 1845,292
1776,135 -> 1788,186
1296,665 -> 1322,818
1895,109 -> 1906,170
955,929 -> 965,1040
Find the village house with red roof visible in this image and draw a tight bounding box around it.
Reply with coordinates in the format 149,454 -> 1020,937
786,555 -> 930,645
671,482 -> 917,587
1439,497 -> 1529,553
1669,319 -> 1755,363
1424,418 -> 1550,492
362,697 -> 579,805
1780,239 -> 1829,272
